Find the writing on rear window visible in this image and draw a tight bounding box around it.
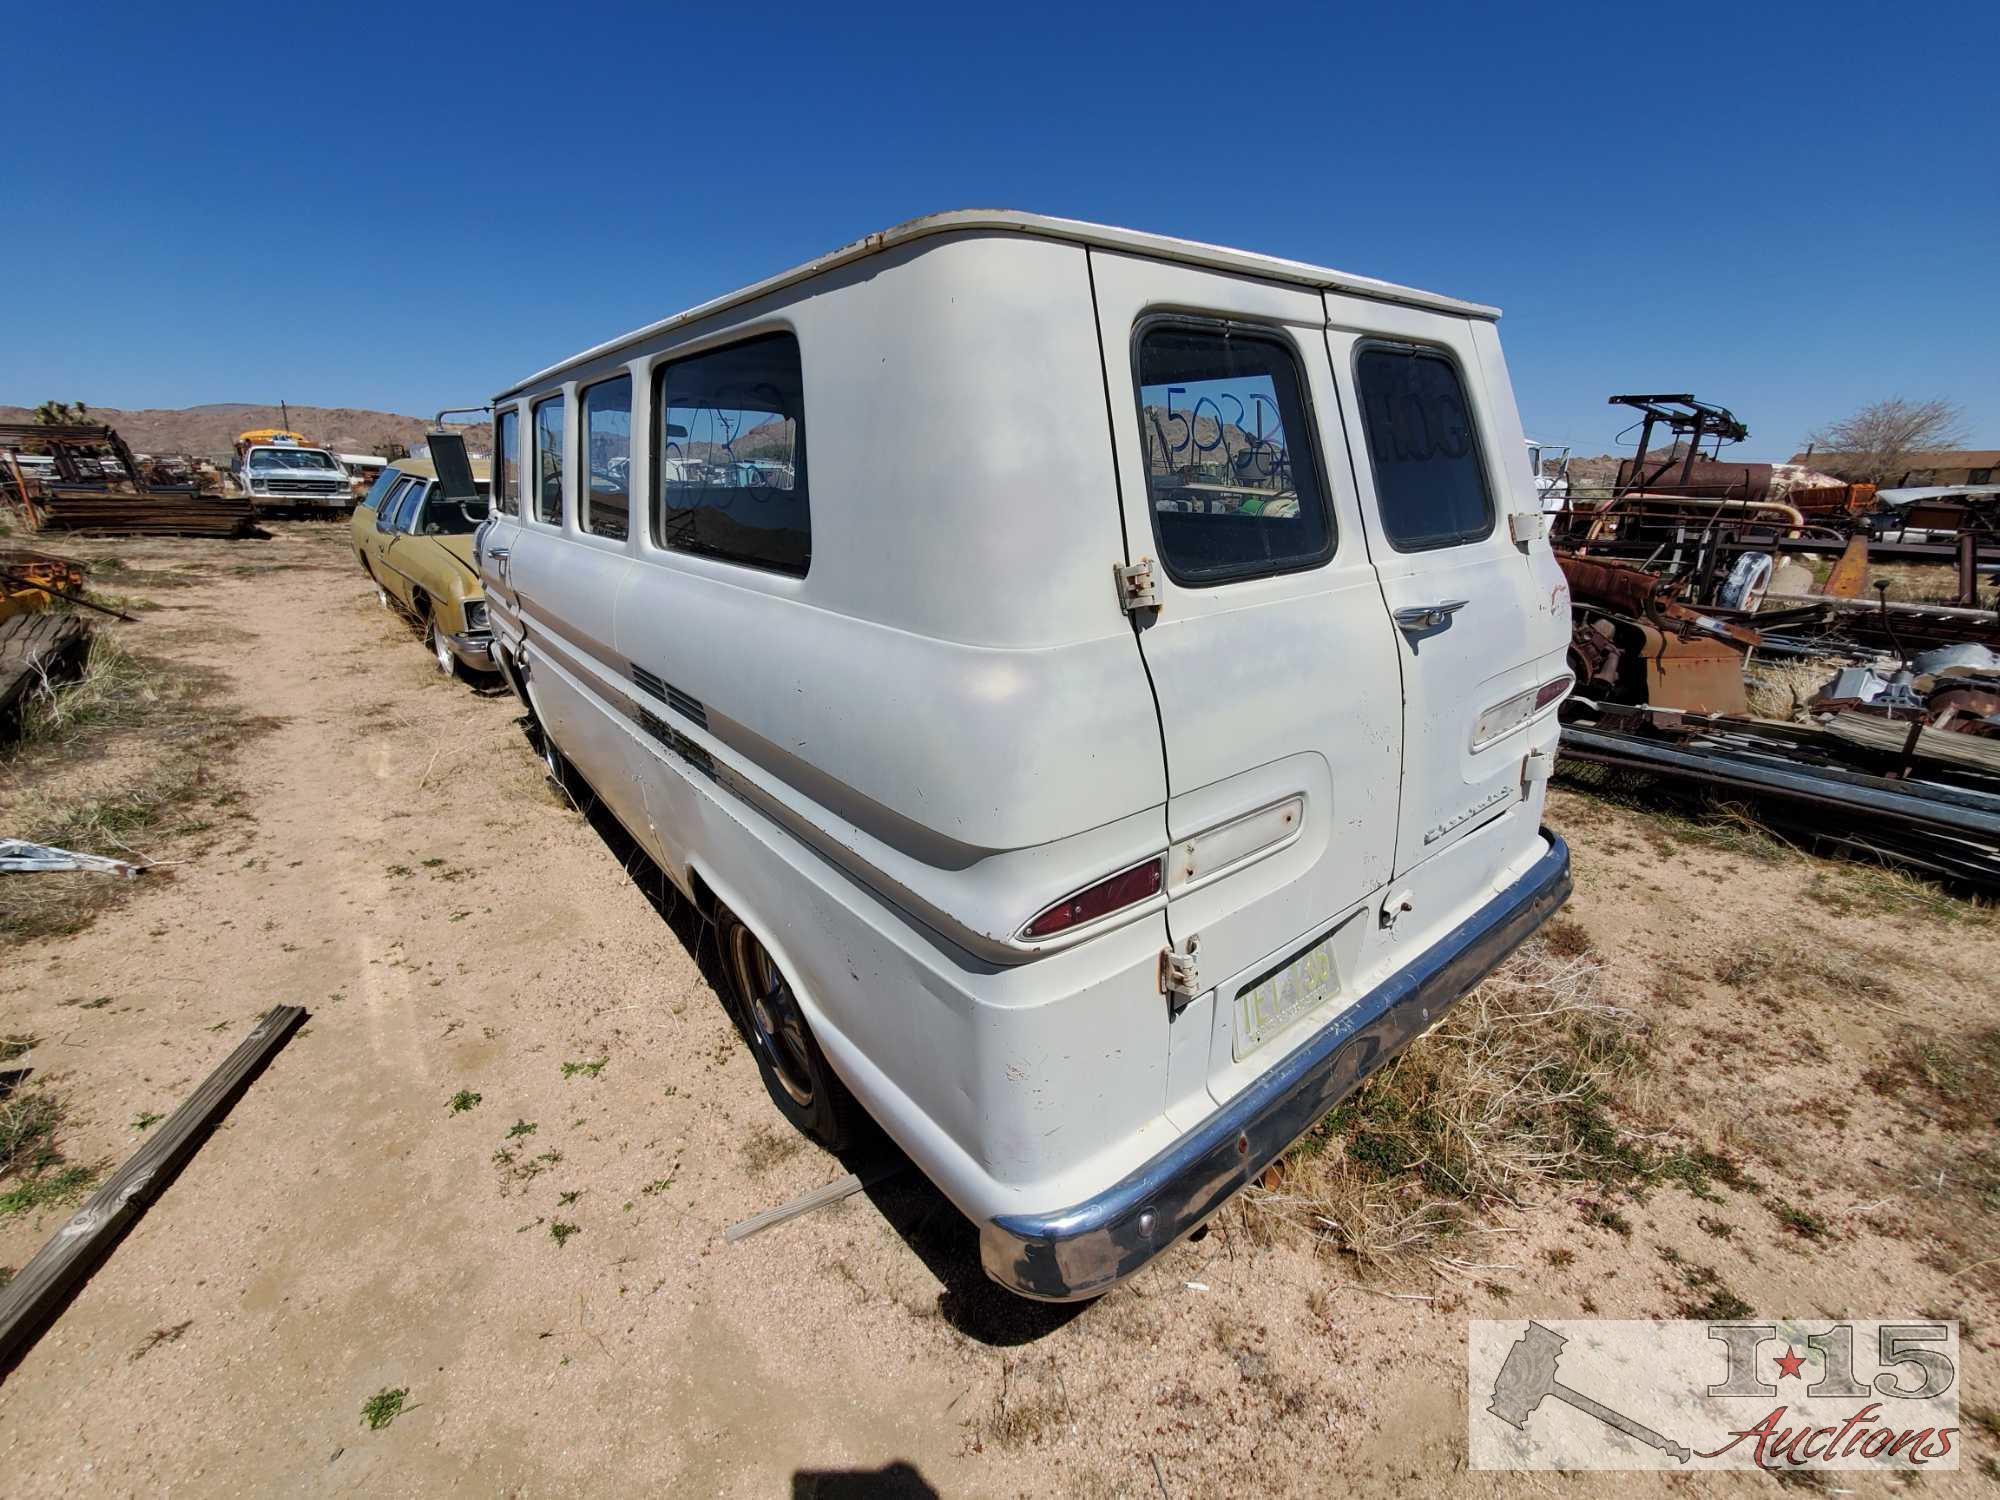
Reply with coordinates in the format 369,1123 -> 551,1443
1356,346 -> 1494,550
1135,324 -> 1333,583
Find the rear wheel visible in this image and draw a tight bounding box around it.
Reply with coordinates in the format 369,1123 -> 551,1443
719,909 -> 859,1150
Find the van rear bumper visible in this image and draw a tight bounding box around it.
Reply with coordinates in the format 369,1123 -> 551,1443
979,830 -> 1572,1301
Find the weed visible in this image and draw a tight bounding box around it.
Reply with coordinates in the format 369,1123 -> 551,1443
1680,1285 -> 1754,1321
1248,939 -> 1720,1263
0,1034 -> 37,1064
421,857 -> 446,868
360,1387 -> 409,1430
561,1056 -> 607,1080
549,1221 -> 580,1247
0,1164 -> 99,1219
1583,1201 -> 1632,1238
1538,916 -> 1593,959
1713,945 -> 1777,988
1698,1214 -> 1736,1240
641,1178 -> 673,1196
447,1089 -> 482,1114
740,1125 -> 805,1175
65,996 -> 113,1010
1544,1247 -> 1576,1269
506,1119 -> 538,1138
1769,1199 -> 1830,1241
1,1086 -> 74,1180
130,1111 -> 164,1132
1864,1027 -> 2000,1132
1,643 -> 272,945
386,864 -> 412,878
558,1189 -> 582,1206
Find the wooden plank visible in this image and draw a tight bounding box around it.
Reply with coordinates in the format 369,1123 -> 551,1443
0,1005 -> 306,1378
1826,711 -> 2000,777
722,1159 -> 905,1244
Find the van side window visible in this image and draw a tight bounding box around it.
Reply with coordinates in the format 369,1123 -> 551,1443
532,395 -> 565,526
494,408 -> 520,516
582,375 -> 632,542
655,333 -> 809,576
1354,346 -> 1494,550
1135,324 -> 1333,584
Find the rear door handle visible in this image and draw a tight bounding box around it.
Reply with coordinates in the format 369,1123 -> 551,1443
1393,600 -> 1469,631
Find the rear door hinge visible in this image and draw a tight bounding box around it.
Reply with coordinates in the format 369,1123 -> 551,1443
1158,935 -> 1202,1012
1114,557 -> 1160,614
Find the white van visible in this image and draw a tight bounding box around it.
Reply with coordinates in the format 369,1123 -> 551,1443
477,211 -> 1574,1300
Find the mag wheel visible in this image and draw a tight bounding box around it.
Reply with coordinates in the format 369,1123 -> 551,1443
719,909 -> 858,1150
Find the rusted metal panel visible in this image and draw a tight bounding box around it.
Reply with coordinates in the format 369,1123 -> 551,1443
1823,535 -> 1871,598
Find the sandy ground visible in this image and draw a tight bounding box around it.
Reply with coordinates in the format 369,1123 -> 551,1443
0,524 -> 1995,1497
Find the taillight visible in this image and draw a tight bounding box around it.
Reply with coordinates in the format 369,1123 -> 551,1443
1472,673 -> 1575,750
1020,857 -> 1164,940
1534,673 -> 1574,710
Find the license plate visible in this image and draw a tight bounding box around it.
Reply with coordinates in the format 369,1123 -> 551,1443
1233,929 -> 1341,1061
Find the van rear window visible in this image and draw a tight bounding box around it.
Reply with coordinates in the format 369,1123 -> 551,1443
654,333 -> 808,576
1354,346 -> 1494,550
1135,325 -> 1333,584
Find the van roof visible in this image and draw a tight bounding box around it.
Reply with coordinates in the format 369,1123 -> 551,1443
500,209 -> 1500,398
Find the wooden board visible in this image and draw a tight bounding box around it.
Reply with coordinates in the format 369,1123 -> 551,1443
1826,711 -> 2000,778
0,1005 -> 306,1378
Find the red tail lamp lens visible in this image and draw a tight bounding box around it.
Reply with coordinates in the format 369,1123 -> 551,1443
1534,673 -> 1574,710
1021,858 -> 1164,939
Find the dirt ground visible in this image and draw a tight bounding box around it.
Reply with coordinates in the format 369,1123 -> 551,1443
0,523 -> 1995,1497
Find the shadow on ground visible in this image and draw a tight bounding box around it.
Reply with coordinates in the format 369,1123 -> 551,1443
525,717 -> 1090,1348
792,1460 -> 939,1498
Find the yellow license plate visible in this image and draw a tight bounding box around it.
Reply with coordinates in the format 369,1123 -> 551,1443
1233,929 -> 1340,1061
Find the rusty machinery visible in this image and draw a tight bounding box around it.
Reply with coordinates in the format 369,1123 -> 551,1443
1559,552 -> 1761,715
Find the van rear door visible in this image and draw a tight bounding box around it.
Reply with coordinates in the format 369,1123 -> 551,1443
1321,296 -> 1570,879
1088,251 -> 1404,1106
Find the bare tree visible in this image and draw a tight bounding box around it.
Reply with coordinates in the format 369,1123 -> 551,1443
1803,397 -> 1967,485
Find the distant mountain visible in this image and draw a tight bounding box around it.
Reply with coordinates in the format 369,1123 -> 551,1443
0,403 -> 492,461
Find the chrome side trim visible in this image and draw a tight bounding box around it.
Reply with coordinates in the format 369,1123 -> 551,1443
980,831 -> 1572,1301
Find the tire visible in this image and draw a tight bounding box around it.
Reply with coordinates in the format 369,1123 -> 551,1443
718,908 -> 860,1150
426,617 -> 458,678
536,718 -> 566,786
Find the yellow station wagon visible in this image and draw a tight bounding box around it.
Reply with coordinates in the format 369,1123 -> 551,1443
351,456 -> 494,676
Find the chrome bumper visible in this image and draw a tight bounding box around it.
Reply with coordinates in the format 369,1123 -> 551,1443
979,830 -> 1572,1300
444,630 -> 496,671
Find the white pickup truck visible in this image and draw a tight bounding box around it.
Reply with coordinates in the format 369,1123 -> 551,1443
235,435 -> 351,512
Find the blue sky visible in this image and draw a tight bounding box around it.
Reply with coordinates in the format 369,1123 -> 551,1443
4,0 -> 1994,459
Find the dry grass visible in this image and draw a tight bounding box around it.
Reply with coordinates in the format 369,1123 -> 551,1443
0,633 -> 271,944
1742,654 -> 1846,722
1249,938 -> 1742,1265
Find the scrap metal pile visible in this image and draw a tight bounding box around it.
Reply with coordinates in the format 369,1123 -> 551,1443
1,422 -> 254,538
1552,394 -> 2000,889
0,549 -> 94,732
